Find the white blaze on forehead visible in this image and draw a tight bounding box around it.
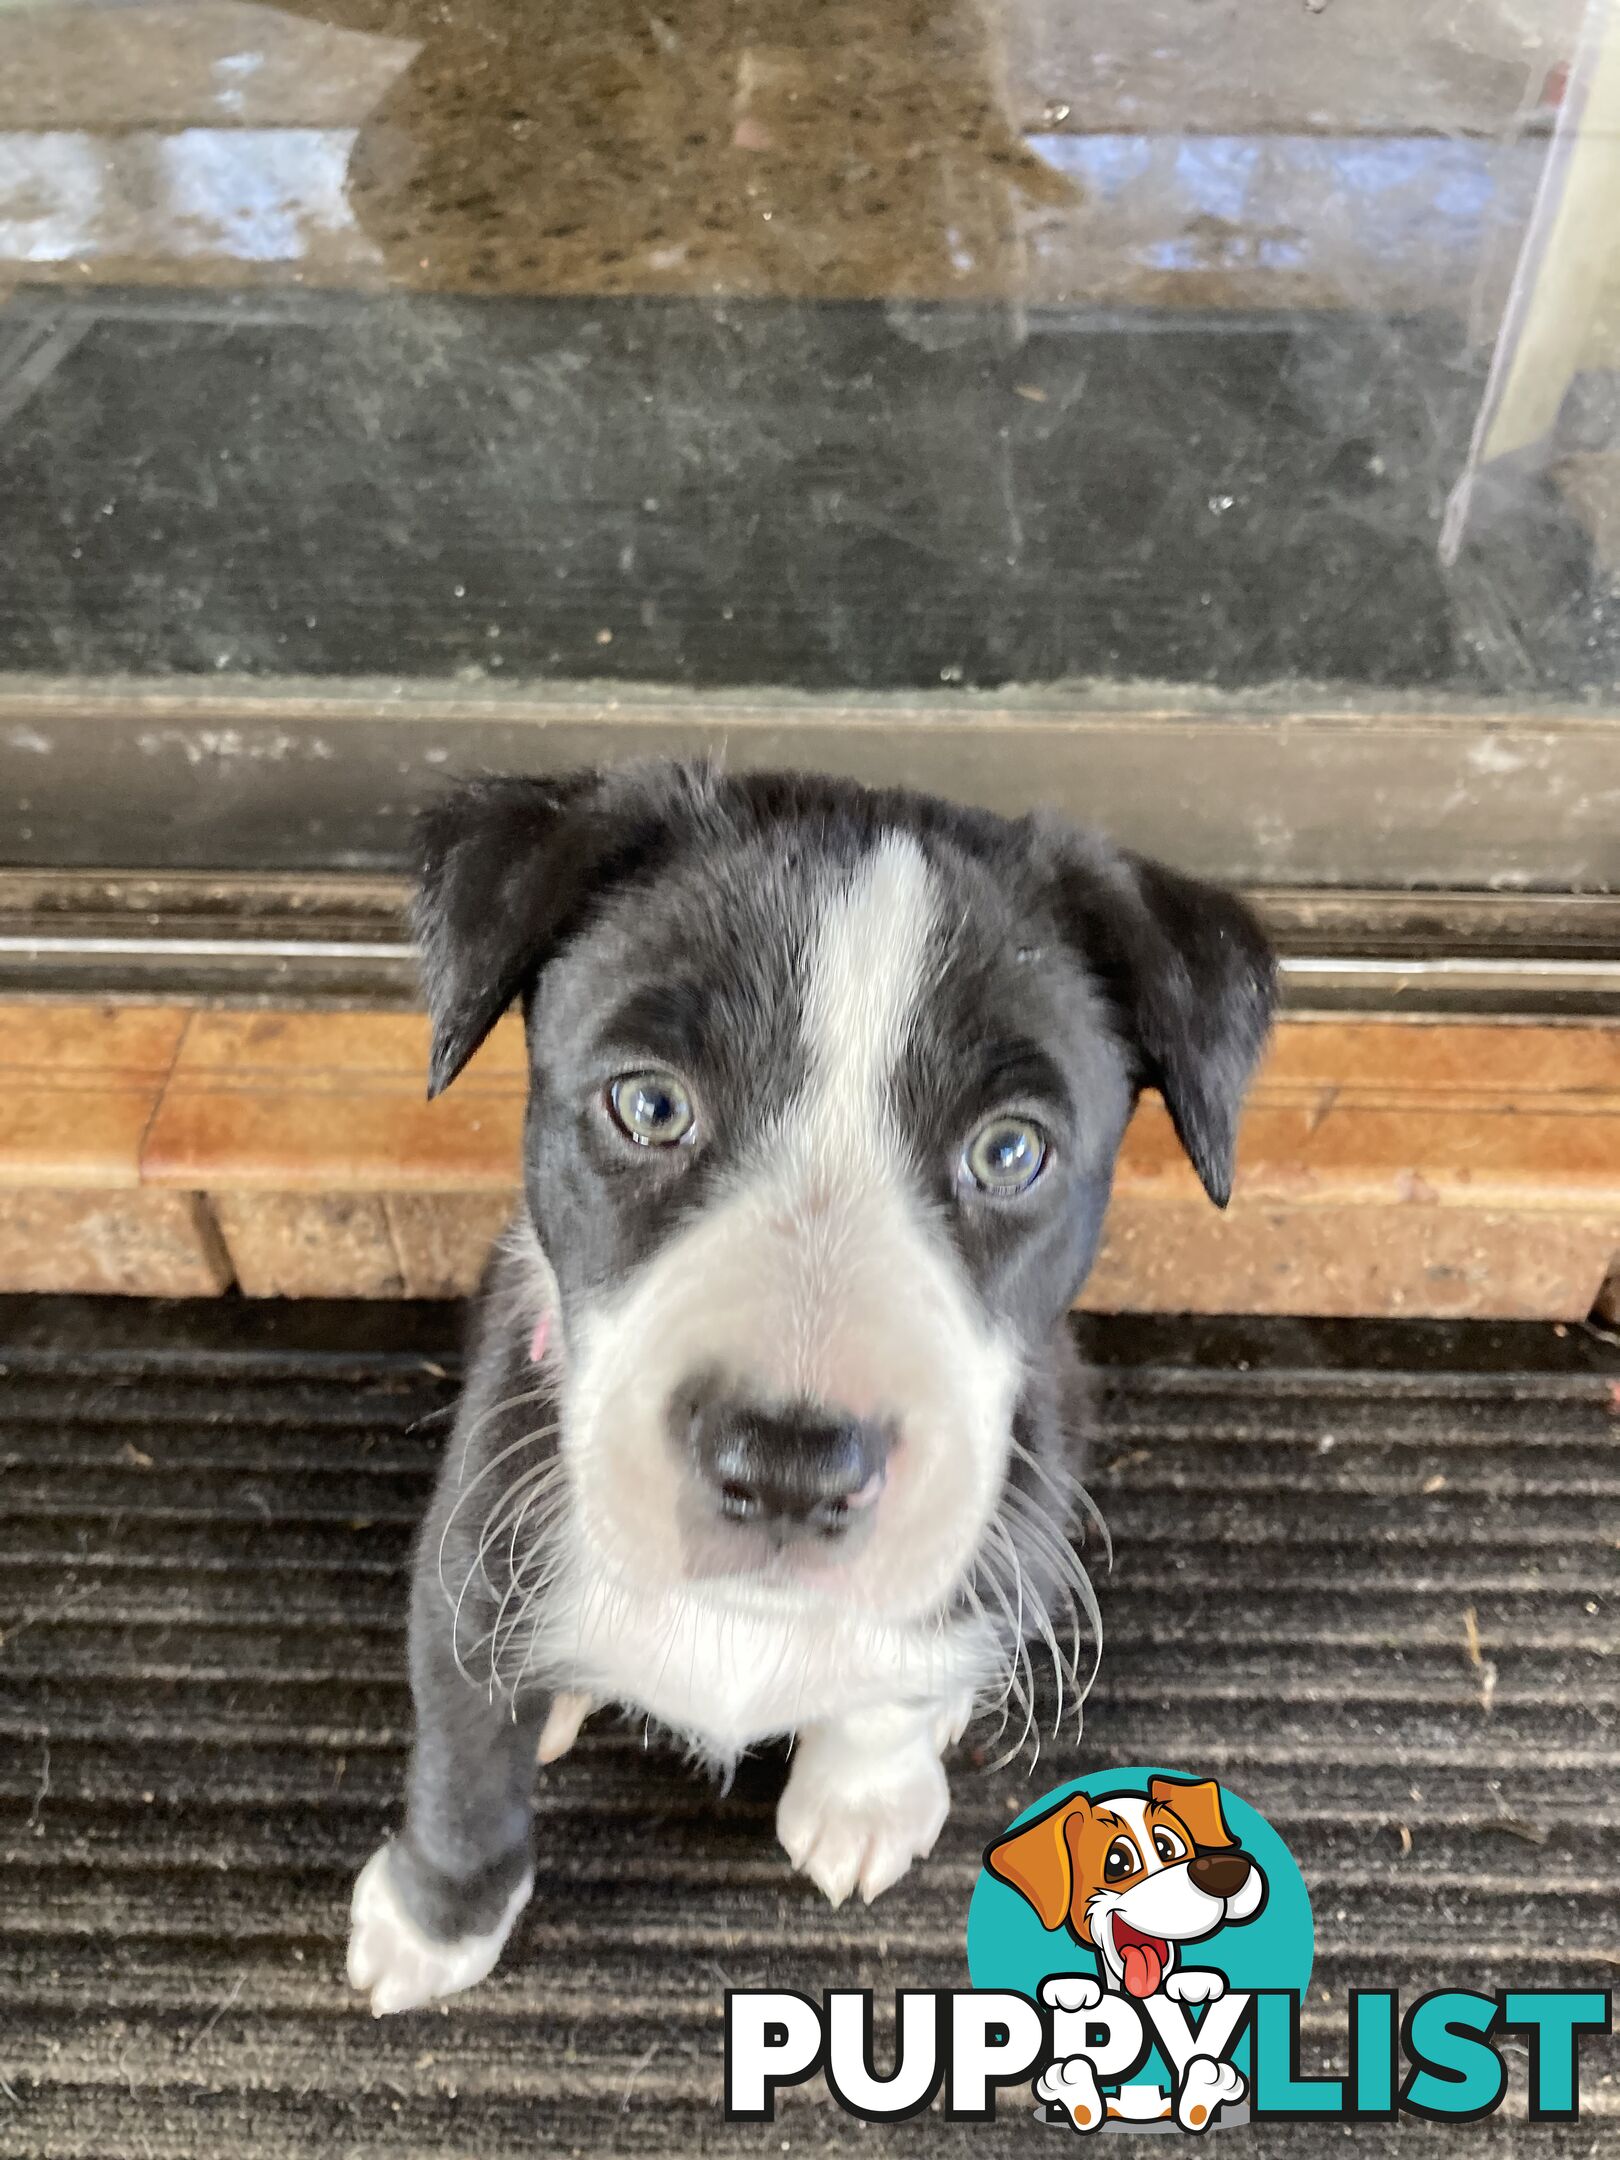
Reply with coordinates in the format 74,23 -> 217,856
558,822 -> 1018,1636
1103,1795 -> 1157,1868
765,831 -> 945,1406
798,832 -> 940,1165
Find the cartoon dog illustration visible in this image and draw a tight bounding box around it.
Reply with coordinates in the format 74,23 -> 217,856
986,1776 -> 1266,2132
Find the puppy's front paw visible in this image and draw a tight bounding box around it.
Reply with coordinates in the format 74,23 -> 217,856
347,1844 -> 532,2017
1037,2054 -> 1106,2132
777,1733 -> 948,1908
930,1688 -> 976,1754
1165,1968 -> 1226,2005
1176,2056 -> 1245,2132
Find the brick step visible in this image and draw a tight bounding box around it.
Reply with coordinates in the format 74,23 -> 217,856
0,1003 -> 1615,1315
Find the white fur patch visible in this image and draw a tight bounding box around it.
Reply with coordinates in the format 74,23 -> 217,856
347,1845 -> 532,2016
556,832 -> 1021,1650
528,1543 -> 996,1761
799,831 -> 941,1178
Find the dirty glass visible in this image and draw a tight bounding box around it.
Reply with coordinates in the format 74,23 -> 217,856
0,0 -> 1616,697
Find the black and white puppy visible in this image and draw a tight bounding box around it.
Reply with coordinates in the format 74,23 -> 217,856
347,762 -> 1274,2015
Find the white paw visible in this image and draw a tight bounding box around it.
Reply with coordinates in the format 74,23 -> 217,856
777,1735 -> 948,1907
1041,1973 -> 1103,2014
931,1688 -> 976,1754
1176,2055 -> 1245,2132
536,1689 -> 595,1764
346,1844 -> 532,2016
1165,1968 -> 1226,2005
1037,2053 -> 1106,2132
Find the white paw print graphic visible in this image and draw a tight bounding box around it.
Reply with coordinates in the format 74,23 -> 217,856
1177,2054 -> 1246,2132
1040,1973 -> 1104,2014
1036,2053 -> 1106,2133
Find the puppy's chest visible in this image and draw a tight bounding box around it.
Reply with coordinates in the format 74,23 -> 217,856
535,1561 -> 985,1755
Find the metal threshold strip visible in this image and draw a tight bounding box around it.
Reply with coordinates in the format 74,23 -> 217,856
1,937 -> 1618,1006
1277,954 -> 1620,1012
0,936 -> 403,961
0,874 -> 1614,1016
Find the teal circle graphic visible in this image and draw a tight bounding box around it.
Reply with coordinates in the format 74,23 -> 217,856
967,1766 -> 1313,2110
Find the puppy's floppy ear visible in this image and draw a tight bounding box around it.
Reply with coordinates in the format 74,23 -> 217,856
985,1793 -> 1089,1931
1149,1776 -> 1235,1852
413,766 -> 695,1097
1044,827 -> 1276,1208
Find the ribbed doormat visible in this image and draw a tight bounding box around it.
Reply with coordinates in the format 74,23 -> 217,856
0,1300 -> 1615,2155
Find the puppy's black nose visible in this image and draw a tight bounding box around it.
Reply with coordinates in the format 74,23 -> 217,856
686,1399 -> 890,1542
1189,1850 -> 1253,1899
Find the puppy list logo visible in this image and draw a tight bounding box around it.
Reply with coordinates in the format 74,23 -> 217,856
971,1767 -> 1300,2132
725,1765 -> 1611,2133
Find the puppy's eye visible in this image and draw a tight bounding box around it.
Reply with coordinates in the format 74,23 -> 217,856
1103,1836 -> 1139,1882
1153,1828 -> 1187,1864
607,1070 -> 695,1147
963,1116 -> 1047,1196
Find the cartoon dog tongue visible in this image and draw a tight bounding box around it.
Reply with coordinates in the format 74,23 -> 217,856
1115,1923 -> 1167,1998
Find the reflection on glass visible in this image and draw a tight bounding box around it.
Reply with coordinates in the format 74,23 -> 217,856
0,0 -> 1615,696
0,0 -> 1581,301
